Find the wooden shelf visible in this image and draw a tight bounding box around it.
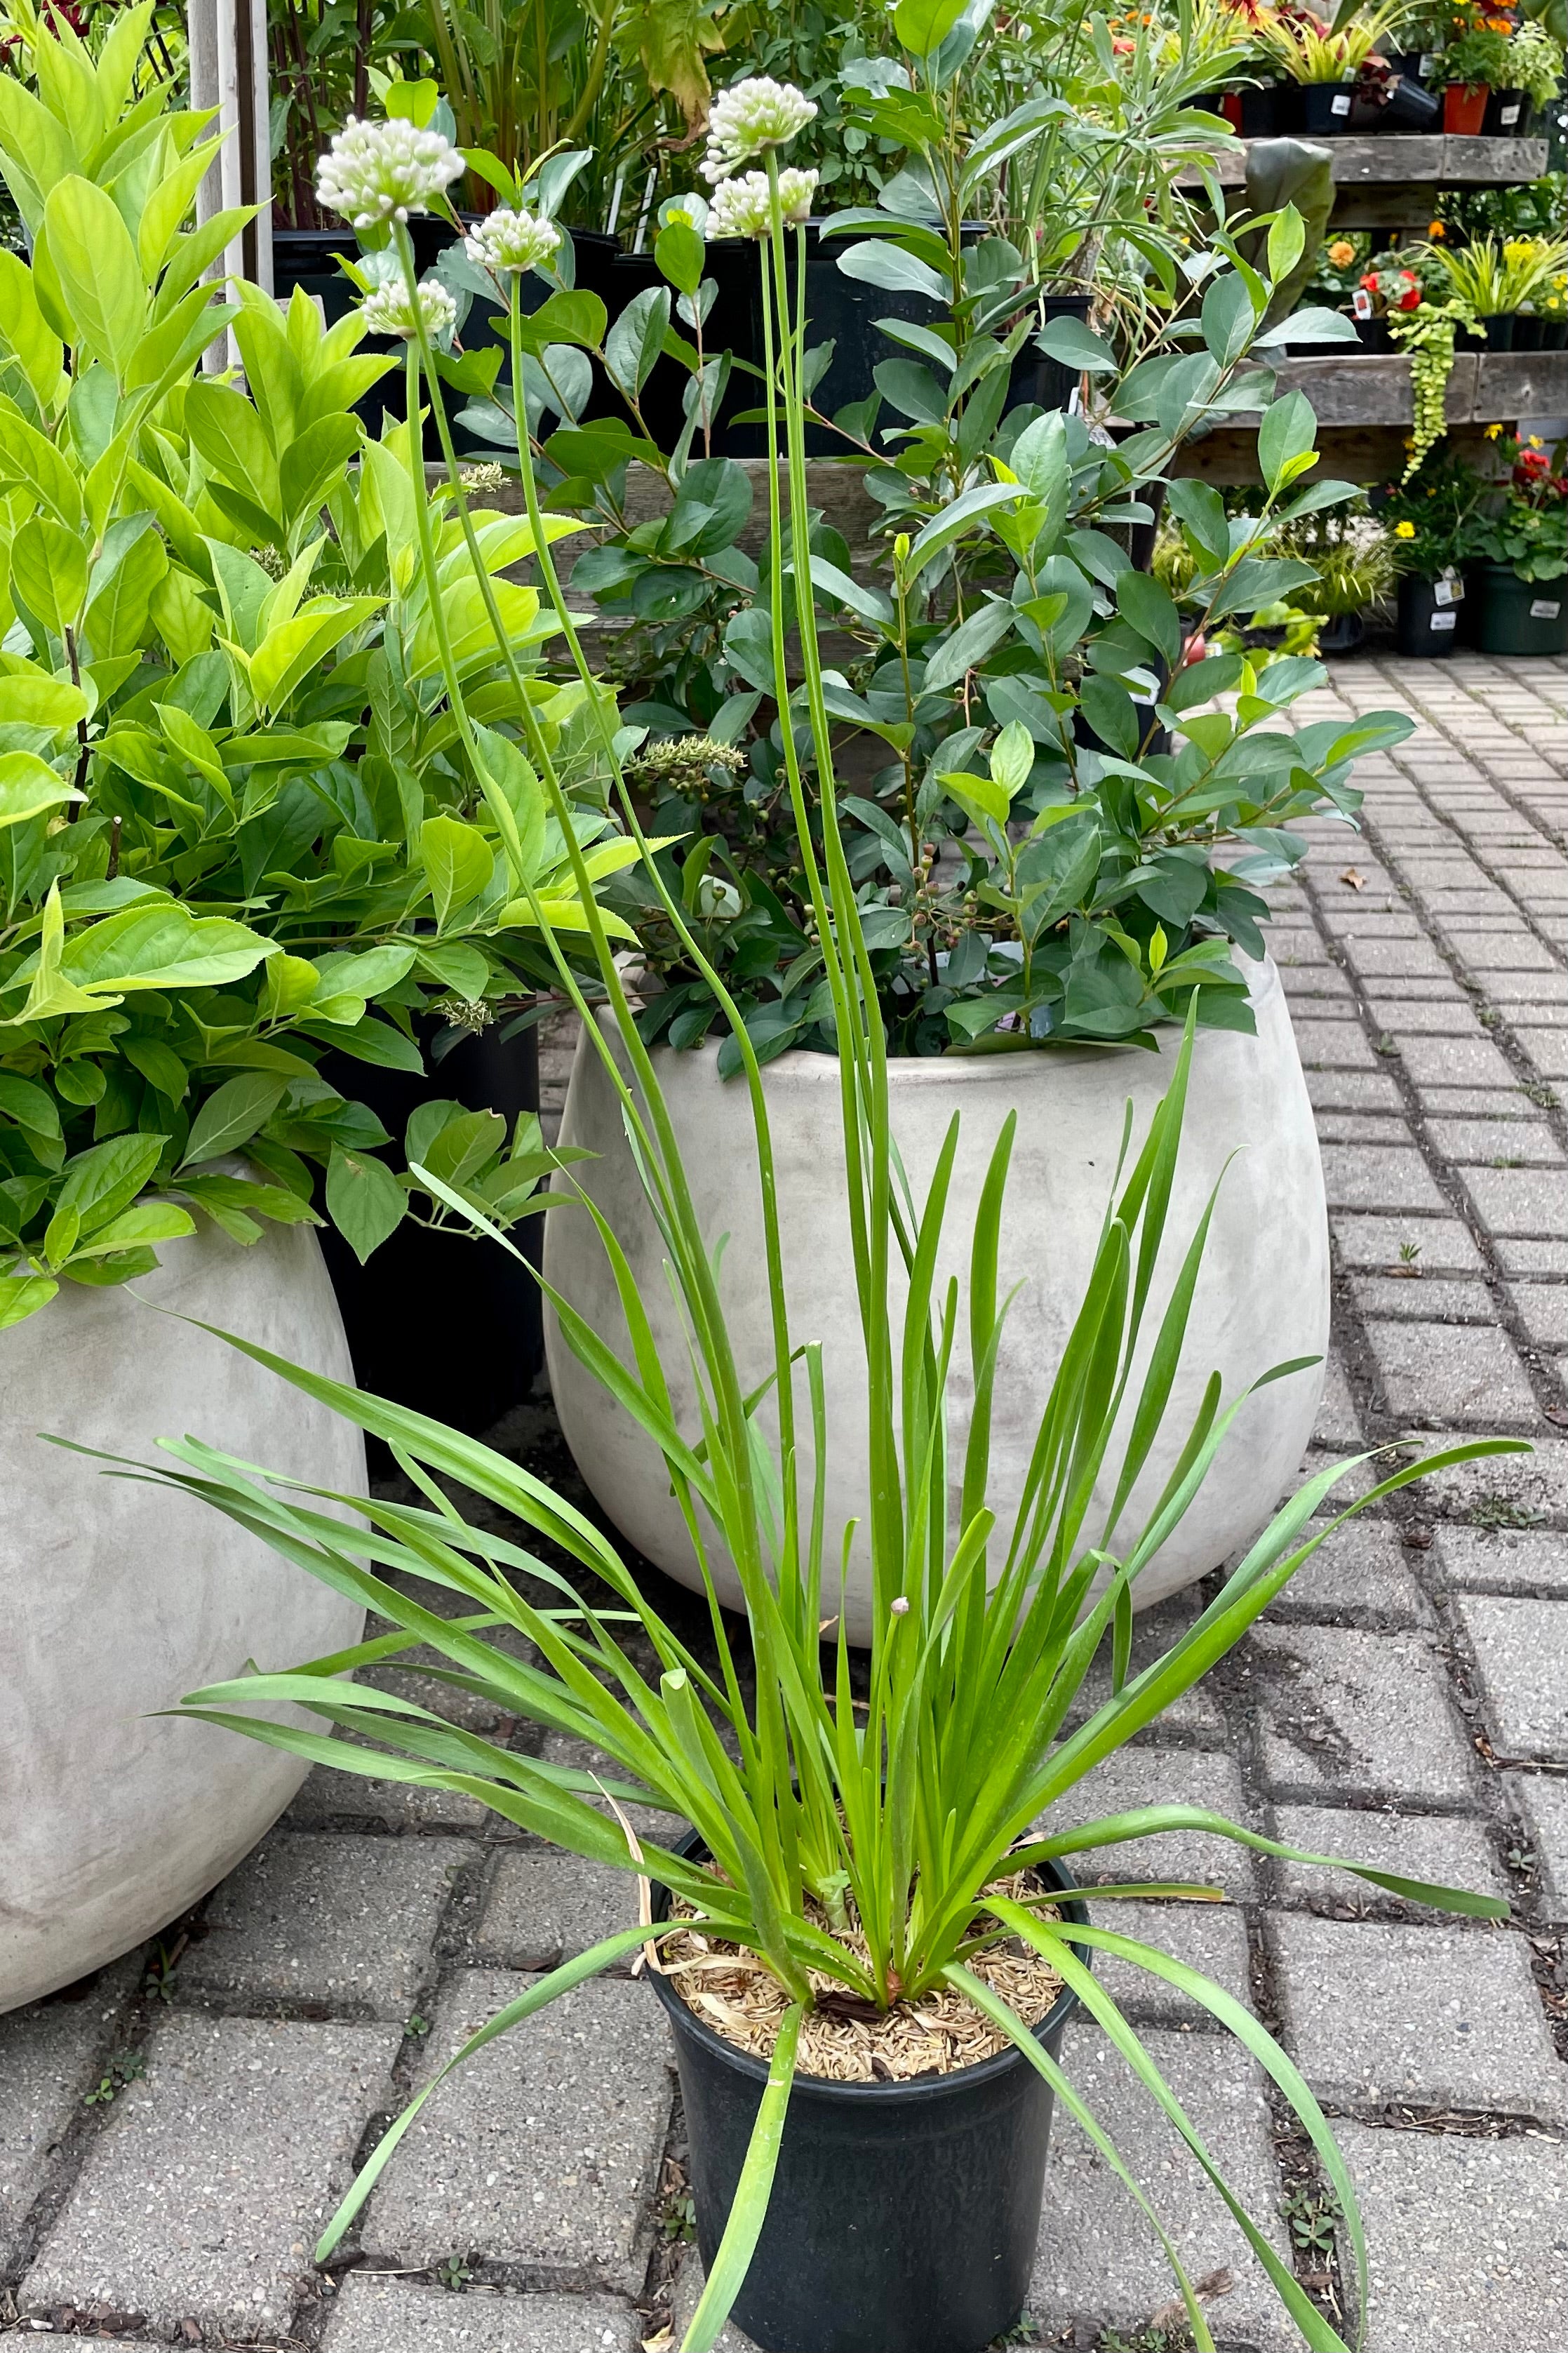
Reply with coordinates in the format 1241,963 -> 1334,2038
1184,133 -> 1548,227
1174,349 -> 1568,481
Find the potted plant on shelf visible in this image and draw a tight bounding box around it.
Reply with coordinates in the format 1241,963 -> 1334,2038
1278,502 -> 1398,651
132,67 -> 1529,2353
1430,4 -> 1515,130
1468,432 -> 1568,653
1254,2 -> 1411,132
0,7 -> 629,2012
1428,227 -> 1568,347
1481,11 -> 1567,126
1379,448 -> 1485,652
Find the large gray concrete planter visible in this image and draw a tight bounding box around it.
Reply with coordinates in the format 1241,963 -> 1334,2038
544,957 -> 1327,1641
1,1219 -> 366,2012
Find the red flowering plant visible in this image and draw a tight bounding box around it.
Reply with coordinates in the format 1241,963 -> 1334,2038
1471,434 -> 1568,582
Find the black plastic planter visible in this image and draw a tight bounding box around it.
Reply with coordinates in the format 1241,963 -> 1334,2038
1482,86 -> 1531,134
1378,73 -> 1441,128
1473,562 -> 1568,656
1353,314 -> 1394,353
1396,574 -> 1462,657
1240,83 -> 1298,133
1315,611 -> 1365,655
1541,319 -> 1568,351
651,1853 -> 1089,2353
1300,82 -> 1358,134
1510,314 -> 1544,351
312,1018 -> 544,1443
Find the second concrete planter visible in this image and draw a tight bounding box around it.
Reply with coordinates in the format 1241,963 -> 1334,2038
544,958 -> 1327,1640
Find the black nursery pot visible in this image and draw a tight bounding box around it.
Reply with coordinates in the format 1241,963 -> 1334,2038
1300,81 -> 1359,133
650,1851 -> 1090,2353
1240,82 -> 1299,133
1315,611 -> 1365,654
1482,86 -> 1531,134
1396,573 -> 1462,657
1378,72 -> 1442,128
1510,313 -> 1544,351
312,1018 -> 544,1444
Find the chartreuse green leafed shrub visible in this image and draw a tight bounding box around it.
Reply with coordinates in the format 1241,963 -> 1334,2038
108,73 -> 1532,2353
0,5 -> 631,1332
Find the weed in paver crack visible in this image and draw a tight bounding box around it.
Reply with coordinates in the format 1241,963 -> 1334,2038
1375,1033 -> 1398,1056
1281,2180 -> 1342,2267
1523,1083 -> 1560,1110
1092,2273 -> 1234,2353
1397,1240 -> 1423,1266
1466,1493 -> 1548,1530
81,2048 -> 145,2106
1480,1006 -> 1500,1028
142,1934 -> 185,2004
433,2253 -> 474,2291
405,2011 -> 431,2037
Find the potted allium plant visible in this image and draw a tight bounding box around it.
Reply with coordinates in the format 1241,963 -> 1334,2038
124,52 -> 1527,2353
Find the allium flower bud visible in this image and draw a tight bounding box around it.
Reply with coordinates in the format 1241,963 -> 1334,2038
360,274 -> 458,342
464,206 -> 561,276
702,75 -> 816,183
316,114 -> 464,229
706,167 -> 817,241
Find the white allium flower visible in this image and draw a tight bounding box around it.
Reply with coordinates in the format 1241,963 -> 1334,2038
316,114 -> 464,229
702,75 -> 816,183
464,206 -> 561,276
360,274 -> 458,341
706,167 -> 817,241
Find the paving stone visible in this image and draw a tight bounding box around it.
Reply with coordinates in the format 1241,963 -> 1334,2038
322,2275 -> 640,2352
1320,1146 -> 1447,1214
1410,1429 -> 1568,1525
1506,1773 -> 1568,1923
1508,1284 -> 1568,1347
0,1965 -> 139,2270
178,1833 -> 475,2020
1417,1084 -> 1541,1117
1268,1913 -> 1567,2123
1394,1034 -> 1517,1088
1362,1321 -> 1538,1424
1330,1213 -> 1484,1274
1461,1166 -> 1568,1237
1268,1804 -> 1508,1919
1290,1019 -> 1379,1070
1427,1119 -> 1566,1166
1079,1900 -> 1253,2028
1343,941 -> 1453,985
1304,1069 -> 1403,1112
1261,1516 -> 1432,1629
22,2013 -> 401,2337
1244,1625 -> 1477,1805
1337,2124 -> 1568,2353
1431,1524 -> 1568,1597
1040,1749 -> 1259,1900
475,1851 -> 639,1973
1311,1110 -> 1417,1147
1362,996 -> 1477,1034
1495,1237 -> 1568,1274
1028,2025 -> 1294,2351
1459,933 -> 1562,971
287,1740 -> 495,1835
1350,1274 -> 1492,1324
1517,1027 -> 1568,1079
1453,1594 -> 1568,1757
364,1971 -> 671,2289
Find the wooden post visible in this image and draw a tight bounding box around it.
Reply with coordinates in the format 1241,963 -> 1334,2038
188,0 -> 272,297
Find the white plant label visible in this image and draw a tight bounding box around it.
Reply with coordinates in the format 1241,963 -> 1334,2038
1430,609 -> 1457,632
1434,572 -> 1462,606
1529,599 -> 1562,620
1500,102 -> 1521,125
1353,287 -> 1374,319
1331,91 -> 1352,114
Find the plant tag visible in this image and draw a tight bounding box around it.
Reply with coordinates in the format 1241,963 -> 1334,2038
1500,102 -> 1520,124
1434,572 -> 1460,605
1419,51 -> 1435,72
1331,91 -> 1352,114
1430,608 -> 1457,631
1353,288 -> 1374,319
1529,598 -> 1562,620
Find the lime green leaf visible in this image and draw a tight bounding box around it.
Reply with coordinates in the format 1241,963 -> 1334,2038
244,596 -> 382,716
422,814 -> 496,930
0,1273 -> 57,1328
41,176 -> 147,380
0,751 -> 81,829
179,1073 -> 292,1170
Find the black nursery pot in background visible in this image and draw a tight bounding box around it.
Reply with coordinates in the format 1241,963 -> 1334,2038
650,1850 -> 1090,2353
1396,573 -> 1462,657
313,1019 -> 544,1444
1300,81 -> 1359,133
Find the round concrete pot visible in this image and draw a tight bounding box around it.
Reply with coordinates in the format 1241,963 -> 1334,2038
544,956 -> 1327,1641
1,1217 -> 366,2011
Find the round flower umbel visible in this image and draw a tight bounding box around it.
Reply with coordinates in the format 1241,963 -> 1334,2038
316,114 -> 464,229
464,206 -> 561,277
706,167 -> 817,241
360,274 -> 458,342
702,75 -> 816,184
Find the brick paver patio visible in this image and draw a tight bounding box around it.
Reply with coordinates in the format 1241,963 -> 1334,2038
4,653 -> 1565,2352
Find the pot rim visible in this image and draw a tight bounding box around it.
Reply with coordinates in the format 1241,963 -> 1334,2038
648,1832 -> 1092,2104
607,953 -> 1280,1087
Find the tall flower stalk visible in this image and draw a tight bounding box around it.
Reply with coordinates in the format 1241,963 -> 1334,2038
141,92 -> 1529,2353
